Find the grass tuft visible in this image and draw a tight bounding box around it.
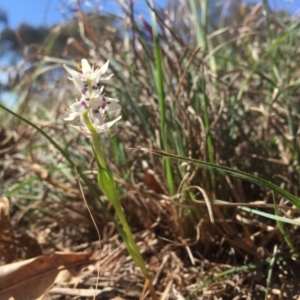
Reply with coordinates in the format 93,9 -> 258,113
1,1 -> 300,298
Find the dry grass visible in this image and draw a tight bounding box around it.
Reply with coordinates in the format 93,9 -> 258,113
1,0 -> 300,299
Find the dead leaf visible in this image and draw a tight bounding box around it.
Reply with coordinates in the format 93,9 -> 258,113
0,252 -> 92,300
144,170 -> 165,194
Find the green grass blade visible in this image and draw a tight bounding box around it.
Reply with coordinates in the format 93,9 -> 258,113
273,194 -> 295,249
148,0 -> 175,195
5,176 -> 38,197
141,148 -> 300,209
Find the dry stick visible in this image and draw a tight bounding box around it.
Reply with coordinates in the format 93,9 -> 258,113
175,47 -> 201,96
76,0 -> 98,46
189,185 -> 214,223
176,172 -> 215,223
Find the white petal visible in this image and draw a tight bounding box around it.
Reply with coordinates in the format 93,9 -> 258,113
64,111 -> 80,121
95,61 -> 112,83
89,86 -> 104,100
73,75 -> 85,93
95,115 -> 122,132
104,96 -> 119,103
91,110 -> 105,125
69,100 -> 89,112
107,101 -> 121,111
91,96 -> 104,107
102,74 -> 114,81
69,125 -> 91,137
63,64 -> 79,77
81,59 -> 92,74
99,60 -> 109,75
103,96 -> 120,111
91,71 -> 99,81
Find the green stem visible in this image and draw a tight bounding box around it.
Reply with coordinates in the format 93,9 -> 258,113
97,166 -> 148,275
82,110 -> 106,169
111,189 -> 148,276
82,110 -> 148,276
82,108 -> 154,296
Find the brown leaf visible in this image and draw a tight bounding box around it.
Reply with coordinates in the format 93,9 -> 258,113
0,252 -> 92,300
144,170 -> 165,194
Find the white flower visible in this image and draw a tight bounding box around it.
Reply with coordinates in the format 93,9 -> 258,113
70,114 -> 122,138
63,58 -> 121,137
64,59 -> 113,96
64,96 -> 121,121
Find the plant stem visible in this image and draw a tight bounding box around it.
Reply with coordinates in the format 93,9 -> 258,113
82,110 -> 106,169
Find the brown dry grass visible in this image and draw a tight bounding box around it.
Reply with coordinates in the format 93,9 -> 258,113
1,1 -> 300,299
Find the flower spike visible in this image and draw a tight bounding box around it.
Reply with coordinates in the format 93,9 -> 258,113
63,58 -> 121,136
